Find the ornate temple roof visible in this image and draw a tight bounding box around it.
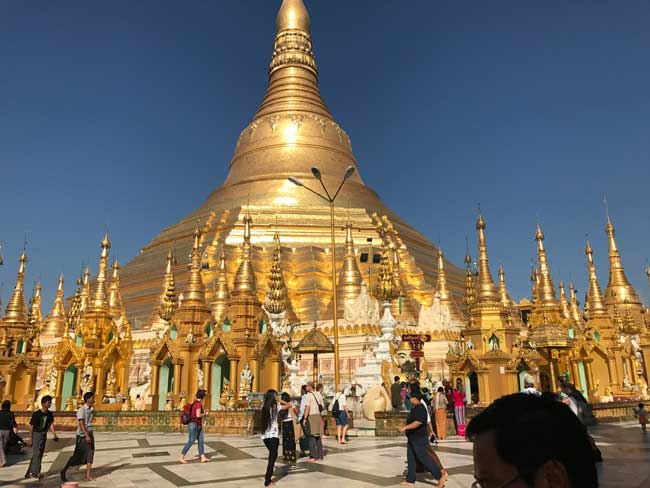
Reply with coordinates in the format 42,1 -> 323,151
294,323 -> 334,354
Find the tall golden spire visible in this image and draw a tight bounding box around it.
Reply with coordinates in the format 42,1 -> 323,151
3,250 -> 28,326
179,226 -> 208,308
559,281 -> 570,320
209,249 -> 230,322
338,218 -> 362,302
233,212 -> 257,296
264,233 -> 288,314
390,244 -> 403,299
604,216 -> 641,307
474,214 -> 500,305
28,282 -> 44,329
90,231 -> 111,312
534,225 -> 559,308
584,240 -> 607,319
530,267 -> 539,304
43,274 -> 67,337
569,283 -> 583,325
437,248 -> 461,318
80,265 -> 91,313
497,266 -> 513,309
156,249 -> 178,325
463,251 -> 475,314
109,259 -> 124,319
67,275 -> 83,333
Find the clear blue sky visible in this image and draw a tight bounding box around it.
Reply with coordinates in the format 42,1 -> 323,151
1,1 -> 649,311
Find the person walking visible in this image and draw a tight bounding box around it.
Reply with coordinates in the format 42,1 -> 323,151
522,374 -> 541,396
297,385 -> 309,457
25,396 -> 57,478
316,384 -> 329,438
330,389 -> 349,444
398,391 -> 447,487
61,392 -> 96,482
179,389 -> 209,464
433,387 -> 448,440
636,403 -> 648,433
391,376 -> 403,411
0,400 -> 17,469
279,392 -> 297,463
451,387 -> 466,436
260,390 -> 292,486
304,382 -> 324,462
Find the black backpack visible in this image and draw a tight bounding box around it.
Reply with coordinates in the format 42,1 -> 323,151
331,394 -> 341,417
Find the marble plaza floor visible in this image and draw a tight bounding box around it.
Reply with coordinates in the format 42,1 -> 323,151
0,421 -> 648,487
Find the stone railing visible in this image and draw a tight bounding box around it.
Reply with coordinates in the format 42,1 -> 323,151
375,407 -> 483,437
592,400 -> 642,422
12,410 -> 351,436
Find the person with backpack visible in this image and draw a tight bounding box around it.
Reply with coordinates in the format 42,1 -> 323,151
179,389 -> 209,464
330,388 -> 349,444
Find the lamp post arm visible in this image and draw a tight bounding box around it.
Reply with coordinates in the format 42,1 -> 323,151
331,177 -> 349,202
299,184 -> 329,203
317,178 -> 333,201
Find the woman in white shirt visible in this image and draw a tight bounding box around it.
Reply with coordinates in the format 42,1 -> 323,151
331,390 -> 349,444
261,390 -> 291,487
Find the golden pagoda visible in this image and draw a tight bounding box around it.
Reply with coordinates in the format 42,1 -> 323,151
116,0 -> 464,334
42,274 -> 67,338
51,233 -> 133,410
447,214 -> 535,406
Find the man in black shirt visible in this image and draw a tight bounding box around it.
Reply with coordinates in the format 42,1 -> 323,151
391,376 -> 403,411
26,395 -> 58,479
398,391 -> 446,487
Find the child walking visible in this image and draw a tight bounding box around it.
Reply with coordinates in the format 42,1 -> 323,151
636,403 -> 648,433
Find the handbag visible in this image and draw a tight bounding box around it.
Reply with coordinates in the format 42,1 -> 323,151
311,392 -> 325,415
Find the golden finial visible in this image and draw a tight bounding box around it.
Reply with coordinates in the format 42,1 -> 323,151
109,259 -> 124,319
179,225 -> 208,308
233,213 -> 257,296
584,240 -> 607,319
67,275 -> 83,333
209,248 -> 230,323
437,248 -> 461,318
559,281 -> 570,320
27,281 -> 44,330
463,250 -> 476,314
533,224 -> 559,308
474,212 -> 500,305
568,283 -> 583,325
3,250 -> 28,325
91,232 -> 111,312
155,249 -> 178,325
43,274 -> 67,338
80,265 -> 91,313
375,243 -> 396,302
497,266 -> 513,310
604,215 -> 641,308
276,0 -> 310,33
391,244 -> 403,299
264,233 -> 288,314
338,218 -> 362,302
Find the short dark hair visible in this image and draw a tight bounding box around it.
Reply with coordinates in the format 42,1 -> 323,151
281,392 -> 291,403
394,376 -> 400,382
410,391 -> 423,401
83,391 -> 95,402
466,393 -> 596,487
639,403 -> 644,409
196,389 -> 207,400
41,395 -> 53,405
1,400 -> 10,411
437,387 -> 444,393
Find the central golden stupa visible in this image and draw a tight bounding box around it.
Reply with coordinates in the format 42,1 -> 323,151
119,0 -> 464,326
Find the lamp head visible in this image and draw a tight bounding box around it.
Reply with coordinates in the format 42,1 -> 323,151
344,165 -> 355,180
311,167 -> 322,180
288,176 -> 304,187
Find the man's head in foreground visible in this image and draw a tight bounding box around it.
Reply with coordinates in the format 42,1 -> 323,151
467,393 -> 597,488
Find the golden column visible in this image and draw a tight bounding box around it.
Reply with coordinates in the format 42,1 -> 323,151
289,165 -> 356,392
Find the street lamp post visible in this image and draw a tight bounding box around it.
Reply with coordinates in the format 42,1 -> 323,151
288,165 -> 356,392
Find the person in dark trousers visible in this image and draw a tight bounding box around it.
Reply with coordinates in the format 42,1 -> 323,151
398,391 -> 447,487
0,400 -> 17,468
26,396 -> 58,478
61,391 -> 95,482
467,392 -> 597,488
260,389 -> 292,486
391,376 -> 403,411
179,389 -> 209,464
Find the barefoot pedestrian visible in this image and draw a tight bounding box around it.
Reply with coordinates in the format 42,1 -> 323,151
179,389 -> 209,464
0,400 -> 17,469
61,391 -> 96,482
261,389 -> 292,486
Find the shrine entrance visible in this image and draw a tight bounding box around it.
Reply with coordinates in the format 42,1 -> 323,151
158,358 -> 174,411
61,364 -> 77,409
211,354 -> 230,409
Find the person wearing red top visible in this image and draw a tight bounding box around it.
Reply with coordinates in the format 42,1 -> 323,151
179,389 -> 209,464
451,388 -> 466,436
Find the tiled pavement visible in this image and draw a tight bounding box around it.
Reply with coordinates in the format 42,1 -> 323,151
0,421 -> 648,487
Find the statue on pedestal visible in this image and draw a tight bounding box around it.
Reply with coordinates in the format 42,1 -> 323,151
197,364 -> 205,389
220,379 -> 236,409
105,366 -> 118,398
239,362 -> 253,399
80,358 -> 95,393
